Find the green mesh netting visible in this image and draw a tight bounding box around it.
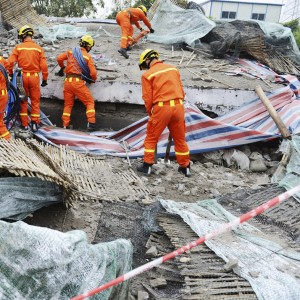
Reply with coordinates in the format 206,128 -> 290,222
273,135 -> 300,202
0,221 -> 132,299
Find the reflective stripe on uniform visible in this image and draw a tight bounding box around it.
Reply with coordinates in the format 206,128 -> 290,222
65,78 -> 80,82
157,99 -> 183,107
1,131 -> 9,138
145,148 -> 155,153
175,151 -> 190,156
121,36 -> 128,40
63,113 -> 71,116
30,114 -> 40,117
17,47 -> 41,53
20,113 -> 28,116
147,68 -> 178,80
86,109 -> 95,114
22,72 -> 38,76
1,89 -> 7,95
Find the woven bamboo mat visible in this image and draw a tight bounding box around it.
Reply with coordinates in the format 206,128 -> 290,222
0,139 -> 150,206
0,0 -> 48,28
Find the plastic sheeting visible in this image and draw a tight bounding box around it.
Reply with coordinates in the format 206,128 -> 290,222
277,135 -> 300,202
38,24 -> 89,43
256,20 -> 300,64
160,199 -> 300,300
147,0 -> 215,46
0,221 -> 132,300
0,177 -> 62,220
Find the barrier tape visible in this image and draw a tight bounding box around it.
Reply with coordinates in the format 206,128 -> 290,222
71,184 -> 300,300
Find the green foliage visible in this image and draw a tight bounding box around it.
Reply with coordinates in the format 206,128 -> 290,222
30,0 -> 104,17
282,19 -> 299,33
294,29 -> 300,49
282,19 -> 300,49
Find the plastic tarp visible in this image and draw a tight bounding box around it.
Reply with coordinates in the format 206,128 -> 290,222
160,199 -> 300,300
276,135 -> 300,202
38,24 -> 89,43
147,0 -> 215,46
0,177 -> 62,221
0,221 -> 132,300
256,20 -> 300,64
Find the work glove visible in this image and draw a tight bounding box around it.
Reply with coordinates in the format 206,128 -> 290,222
56,67 -> 65,77
149,28 -> 155,33
139,27 -> 144,31
9,74 -> 13,81
41,80 -> 48,87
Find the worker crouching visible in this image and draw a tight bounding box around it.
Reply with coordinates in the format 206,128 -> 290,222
116,5 -> 155,59
137,49 -> 191,177
56,35 -> 97,131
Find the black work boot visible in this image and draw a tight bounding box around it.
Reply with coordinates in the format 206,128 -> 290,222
87,122 -> 96,132
178,163 -> 191,177
30,121 -> 39,132
19,125 -> 29,132
118,48 -> 129,59
137,162 -> 153,175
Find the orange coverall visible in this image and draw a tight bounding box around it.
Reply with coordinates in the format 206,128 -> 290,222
57,48 -> 97,127
116,8 -> 152,49
141,61 -> 190,167
0,57 -> 10,140
8,39 -> 48,127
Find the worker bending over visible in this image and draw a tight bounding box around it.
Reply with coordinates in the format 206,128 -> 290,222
56,35 -> 97,131
116,5 -> 155,59
137,49 -> 191,177
8,25 -> 48,132
0,55 -> 10,140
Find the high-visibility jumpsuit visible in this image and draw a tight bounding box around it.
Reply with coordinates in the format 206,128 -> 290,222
57,48 -> 97,128
8,39 -> 48,127
141,61 -> 190,167
0,57 -> 10,140
116,7 -> 152,49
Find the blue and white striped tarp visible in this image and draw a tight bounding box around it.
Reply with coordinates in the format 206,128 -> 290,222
35,81 -> 300,158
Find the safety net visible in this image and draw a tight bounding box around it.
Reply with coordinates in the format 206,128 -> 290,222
0,220 -> 132,300
38,24 -> 89,43
146,0 -> 215,46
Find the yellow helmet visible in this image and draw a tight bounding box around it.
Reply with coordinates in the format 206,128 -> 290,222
80,35 -> 95,48
18,25 -> 34,39
139,49 -> 159,70
138,5 -> 147,15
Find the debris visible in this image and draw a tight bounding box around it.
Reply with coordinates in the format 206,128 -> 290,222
149,277 -> 167,288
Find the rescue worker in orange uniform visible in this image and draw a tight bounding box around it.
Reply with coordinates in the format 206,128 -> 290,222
137,49 -> 191,177
0,55 -> 10,140
8,25 -> 48,132
116,5 -> 155,59
56,35 -> 97,131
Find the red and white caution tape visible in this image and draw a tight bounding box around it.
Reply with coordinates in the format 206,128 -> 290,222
71,184 -> 300,300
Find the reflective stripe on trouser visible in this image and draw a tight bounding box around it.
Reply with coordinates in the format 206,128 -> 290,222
62,79 -> 96,127
144,102 -> 190,167
0,93 -> 10,140
116,13 -> 134,49
22,75 -> 41,125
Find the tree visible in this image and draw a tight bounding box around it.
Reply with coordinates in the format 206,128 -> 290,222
30,0 -> 104,17
282,19 -> 300,49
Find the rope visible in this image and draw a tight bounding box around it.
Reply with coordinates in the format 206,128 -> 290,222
72,47 -> 93,83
